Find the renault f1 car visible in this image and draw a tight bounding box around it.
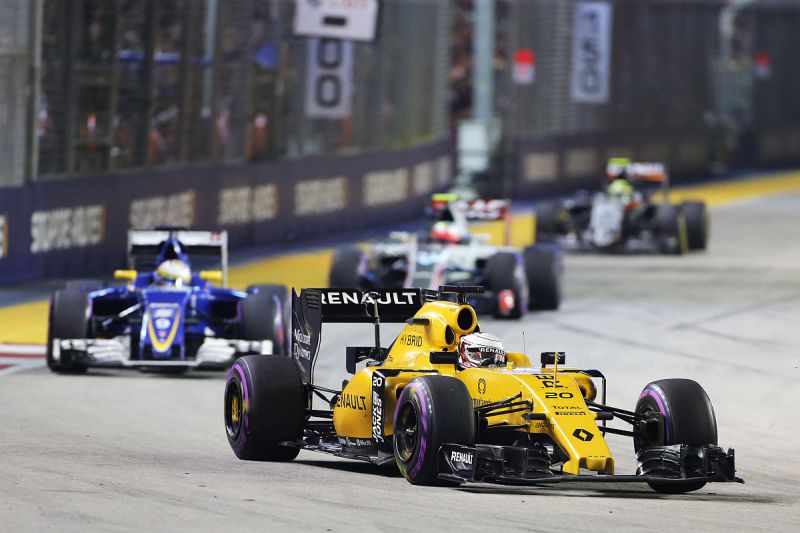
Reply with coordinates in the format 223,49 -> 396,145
223,286 -> 741,493
47,229 -> 288,373
329,196 -> 562,318
536,159 -> 708,254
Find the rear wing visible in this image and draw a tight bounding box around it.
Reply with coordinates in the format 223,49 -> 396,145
429,195 -> 513,245
291,288 -> 425,382
127,229 -> 229,285
606,159 -> 669,184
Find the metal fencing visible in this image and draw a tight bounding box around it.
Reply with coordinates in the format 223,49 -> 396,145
19,0 -> 451,183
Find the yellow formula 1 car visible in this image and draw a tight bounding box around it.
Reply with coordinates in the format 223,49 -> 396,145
223,286 -> 741,493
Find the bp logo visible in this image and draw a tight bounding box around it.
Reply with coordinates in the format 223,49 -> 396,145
573,428 -> 594,442
477,378 -> 487,395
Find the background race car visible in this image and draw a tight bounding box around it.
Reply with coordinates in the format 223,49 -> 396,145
329,196 -> 562,318
536,159 -> 709,254
224,286 -> 741,493
47,229 -> 289,373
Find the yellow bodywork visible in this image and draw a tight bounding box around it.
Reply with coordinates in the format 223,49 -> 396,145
333,299 -> 614,475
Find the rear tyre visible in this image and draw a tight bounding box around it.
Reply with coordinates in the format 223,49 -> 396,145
47,289 -> 90,373
523,244 -> 562,310
485,252 -> 526,319
329,246 -> 366,288
656,204 -> 688,255
393,376 -> 475,485
224,355 -> 305,461
535,202 -> 561,243
240,285 -> 289,355
635,379 -> 718,493
681,201 -> 708,251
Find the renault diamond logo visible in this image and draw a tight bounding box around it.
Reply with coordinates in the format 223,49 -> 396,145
572,428 -> 594,442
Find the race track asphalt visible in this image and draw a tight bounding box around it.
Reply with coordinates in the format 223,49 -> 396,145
0,192 -> 798,532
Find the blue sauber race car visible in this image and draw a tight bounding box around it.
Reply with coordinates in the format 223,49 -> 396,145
47,229 -> 288,373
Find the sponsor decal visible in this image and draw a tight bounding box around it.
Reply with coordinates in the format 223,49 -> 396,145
339,436 -> 373,448
436,156 -> 452,188
398,334 -> 423,348
320,290 -> 417,306
553,406 -> 586,416
30,205 -> 105,253
572,428 -> 594,442
363,168 -> 410,207
371,373 -> 385,443
0,215 -> 6,258
412,161 -> 435,196
336,393 -> 367,411
524,152 -> 558,183
218,184 -> 278,225
129,190 -> 195,230
293,328 -> 312,360
295,177 -> 347,215
477,378 -> 487,395
564,147 -> 599,178
450,450 -> 474,466
472,398 -> 491,408
146,303 -> 181,353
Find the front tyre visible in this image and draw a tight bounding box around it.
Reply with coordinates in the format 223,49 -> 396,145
657,204 -> 688,255
47,289 -> 90,373
393,376 -> 475,485
224,355 -> 305,461
635,378 -> 718,493
681,201 -> 709,251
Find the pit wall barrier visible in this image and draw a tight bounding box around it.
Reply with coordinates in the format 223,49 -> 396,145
0,140 -> 453,284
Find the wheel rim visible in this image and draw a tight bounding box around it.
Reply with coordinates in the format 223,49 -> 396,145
395,401 -> 419,463
225,381 -> 244,440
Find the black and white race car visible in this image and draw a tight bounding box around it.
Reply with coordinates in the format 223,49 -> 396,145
329,196 -> 562,318
536,159 -> 708,255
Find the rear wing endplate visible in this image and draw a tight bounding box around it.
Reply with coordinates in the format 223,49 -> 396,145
291,288 -> 425,383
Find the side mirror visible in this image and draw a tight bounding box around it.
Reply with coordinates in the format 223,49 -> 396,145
114,269 -> 138,281
200,270 -> 223,285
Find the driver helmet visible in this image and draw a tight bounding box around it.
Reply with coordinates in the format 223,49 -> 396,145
607,178 -> 634,203
430,221 -> 464,244
154,259 -> 191,286
458,332 -> 506,369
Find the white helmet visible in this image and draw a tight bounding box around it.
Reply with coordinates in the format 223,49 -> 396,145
458,332 -> 506,369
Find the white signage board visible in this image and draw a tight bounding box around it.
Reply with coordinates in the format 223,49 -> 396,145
570,2 -> 613,104
305,38 -> 354,119
294,0 -> 379,42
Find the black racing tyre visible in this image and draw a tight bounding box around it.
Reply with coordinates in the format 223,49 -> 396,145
681,201 -> 708,251
240,285 -> 288,355
635,379 -> 718,494
393,375 -> 475,485
535,201 -> 561,243
224,355 -> 305,461
47,289 -> 90,373
523,244 -> 562,310
485,252 -> 525,319
65,278 -> 105,291
656,204 -> 688,255
329,246 -> 365,288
